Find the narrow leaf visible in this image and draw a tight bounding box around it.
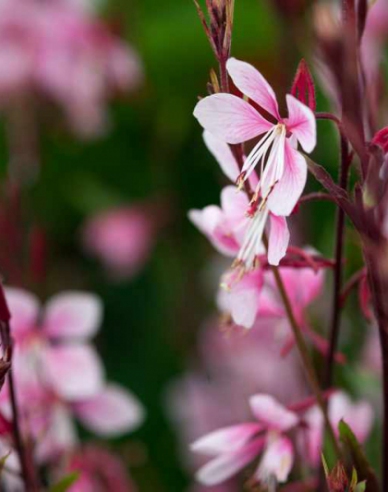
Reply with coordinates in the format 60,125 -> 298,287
50,472 -> 79,492
338,420 -> 380,492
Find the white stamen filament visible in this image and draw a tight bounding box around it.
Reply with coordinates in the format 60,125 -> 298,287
237,207 -> 269,269
241,124 -> 286,203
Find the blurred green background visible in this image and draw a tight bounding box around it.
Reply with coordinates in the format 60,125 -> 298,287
3,0 -> 378,489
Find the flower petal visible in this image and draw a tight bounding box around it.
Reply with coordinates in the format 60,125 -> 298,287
219,270 -> 263,329
267,141 -> 307,216
249,394 -> 299,431
191,423 -> 262,456
203,131 -> 240,182
41,345 -> 104,401
268,215 -> 289,266
74,384 -> 145,436
328,392 -> 374,443
5,287 -> 39,338
195,438 -> 264,486
188,205 -> 239,257
43,292 -> 102,340
256,436 -> 294,484
36,404 -> 78,462
286,95 -> 316,153
227,58 -> 280,119
194,94 -> 272,144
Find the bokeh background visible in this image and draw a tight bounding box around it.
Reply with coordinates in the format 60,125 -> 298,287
2,0 -> 384,489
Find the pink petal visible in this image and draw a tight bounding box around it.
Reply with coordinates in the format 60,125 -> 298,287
249,394 -> 299,431
5,287 -> 39,338
188,206 -> 239,257
226,58 -> 280,119
194,94 -> 272,144
328,392 -> 374,443
267,140 -> 307,216
36,404 -> 78,463
195,438 -> 264,486
256,436 -> 294,483
221,270 -> 263,328
286,95 -> 316,153
43,291 -> 102,340
191,423 -> 262,456
268,215 -> 290,266
74,384 -> 145,436
203,131 -> 240,182
220,186 -> 250,221
303,406 -> 323,466
41,345 -> 104,401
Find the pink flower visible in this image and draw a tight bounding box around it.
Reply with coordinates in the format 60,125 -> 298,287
218,258 -> 325,334
189,132 -> 290,267
65,445 -> 137,492
301,392 -> 374,467
194,58 -> 316,217
191,394 -> 299,487
82,205 -> 158,280
0,287 -> 145,463
0,0 -> 142,137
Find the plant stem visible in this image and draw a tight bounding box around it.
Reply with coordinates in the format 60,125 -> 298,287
264,236 -> 342,460
364,250 -> 388,490
324,134 -> 350,388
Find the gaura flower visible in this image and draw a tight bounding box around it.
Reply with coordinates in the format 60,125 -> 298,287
65,445 -> 137,492
191,394 -> 299,487
301,391 -> 374,467
189,132 -> 290,267
194,58 -> 316,217
0,287 -> 145,466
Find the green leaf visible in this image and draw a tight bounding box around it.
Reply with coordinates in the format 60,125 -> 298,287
338,420 -> 380,492
350,467 -> 359,489
321,453 -> 330,478
49,472 -> 79,492
354,481 -> 367,492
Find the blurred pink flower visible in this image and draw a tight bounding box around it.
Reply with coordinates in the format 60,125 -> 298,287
190,394 -> 299,487
65,445 -> 137,492
82,205 -> 158,280
0,0 -> 142,137
362,0 -> 388,80
167,318 -> 305,485
301,391 -> 374,467
0,287 -> 145,465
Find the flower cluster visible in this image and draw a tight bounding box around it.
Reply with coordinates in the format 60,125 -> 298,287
0,0 -> 142,137
0,288 -> 144,488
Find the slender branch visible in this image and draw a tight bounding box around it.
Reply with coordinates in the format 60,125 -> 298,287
324,134 -> 350,388
364,250 -> 388,490
7,366 -> 31,491
299,192 -> 337,205
339,267 -> 366,308
263,235 -> 342,460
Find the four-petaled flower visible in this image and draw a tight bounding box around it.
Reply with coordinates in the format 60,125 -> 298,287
194,58 -> 316,269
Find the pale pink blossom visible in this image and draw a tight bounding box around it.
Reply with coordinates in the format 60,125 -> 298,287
190,128 -> 290,269
65,445 -> 137,492
0,0 -> 142,137
361,0 -> 388,81
302,391 -> 374,467
82,205 -> 158,280
191,394 -> 299,487
0,287 -> 145,464
194,57 -> 316,223
190,187 -> 289,268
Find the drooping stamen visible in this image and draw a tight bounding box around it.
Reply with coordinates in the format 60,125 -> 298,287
237,207 -> 269,270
